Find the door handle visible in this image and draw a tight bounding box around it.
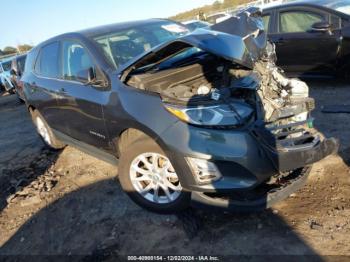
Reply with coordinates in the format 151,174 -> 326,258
58,87 -> 66,93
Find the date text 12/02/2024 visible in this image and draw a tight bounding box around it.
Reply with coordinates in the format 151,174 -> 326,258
127,256 -> 220,261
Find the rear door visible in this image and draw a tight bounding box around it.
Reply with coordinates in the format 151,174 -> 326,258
269,6 -> 340,75
55,39 -> 109,150
31,41 -> 64,132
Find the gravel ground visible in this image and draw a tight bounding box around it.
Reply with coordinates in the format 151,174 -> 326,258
0,81 -> 349,258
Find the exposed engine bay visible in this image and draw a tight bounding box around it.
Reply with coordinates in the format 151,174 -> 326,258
122,7 -> 322,154
126,46 -> 314,122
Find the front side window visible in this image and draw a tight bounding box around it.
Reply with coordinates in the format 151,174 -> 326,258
279,11 -> 324,33
35,42 -> 60,78
62,41 -> 95,82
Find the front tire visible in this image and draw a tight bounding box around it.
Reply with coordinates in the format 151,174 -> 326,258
31,109 -> 66,150
118,136 -> 190,214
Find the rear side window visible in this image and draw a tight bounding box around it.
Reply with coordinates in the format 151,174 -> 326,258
35,42 -> 60,78
279,11 -> 324,33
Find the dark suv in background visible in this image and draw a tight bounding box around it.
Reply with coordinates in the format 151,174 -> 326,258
262,0 -> 350,78
11,54 -> 27,101
22,13 -> 338,214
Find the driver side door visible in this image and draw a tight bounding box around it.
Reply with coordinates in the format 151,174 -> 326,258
55,39 -> 110,150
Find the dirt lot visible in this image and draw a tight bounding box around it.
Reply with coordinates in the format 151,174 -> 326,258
0,81 -> 349,258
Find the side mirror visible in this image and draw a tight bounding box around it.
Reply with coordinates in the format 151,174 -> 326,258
311,21 -> 331,33
78,67 -> 107,88
76,67 -> 96,82
10,69 -> 17,76
87,67 -> 95,82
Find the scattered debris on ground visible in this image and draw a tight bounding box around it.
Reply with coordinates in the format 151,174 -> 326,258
0,82 -> 350,256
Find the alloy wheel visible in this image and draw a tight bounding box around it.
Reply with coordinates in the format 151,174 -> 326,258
130,152 -> 182,204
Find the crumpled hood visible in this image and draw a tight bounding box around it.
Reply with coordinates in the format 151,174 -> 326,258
120,7 -> 267,80
210,7 -> 267,62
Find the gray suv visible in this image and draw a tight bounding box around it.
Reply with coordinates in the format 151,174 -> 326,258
22,10 -> 338,214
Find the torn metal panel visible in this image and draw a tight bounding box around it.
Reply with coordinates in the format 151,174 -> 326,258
211,7 -> 268,62
123,7 -> 314,127
120,30 -> 254,80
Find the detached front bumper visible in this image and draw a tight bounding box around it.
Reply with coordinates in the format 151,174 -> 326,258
267,137 -> 339,172
160,119 -> 338,211
191,166 -> 311,212
189,136 -> 338,212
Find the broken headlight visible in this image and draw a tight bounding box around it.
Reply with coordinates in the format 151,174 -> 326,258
165,102 -> 253,127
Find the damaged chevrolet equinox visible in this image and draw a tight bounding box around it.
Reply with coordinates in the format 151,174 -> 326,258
23,9 -> 338,213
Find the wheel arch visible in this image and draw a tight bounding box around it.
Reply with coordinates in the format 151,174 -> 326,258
114,127 -> 167,159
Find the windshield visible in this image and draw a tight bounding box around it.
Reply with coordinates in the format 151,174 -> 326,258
326,0 -> 350,15
92,21 -> 189,69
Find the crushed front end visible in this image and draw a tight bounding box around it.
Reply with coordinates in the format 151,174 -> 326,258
121,8 -> 339,211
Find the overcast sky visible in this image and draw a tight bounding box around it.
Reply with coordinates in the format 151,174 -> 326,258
1,0 -> 214,49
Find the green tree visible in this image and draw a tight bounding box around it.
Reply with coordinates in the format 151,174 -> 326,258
17,44 -> 33,53
3,46 -> 17,55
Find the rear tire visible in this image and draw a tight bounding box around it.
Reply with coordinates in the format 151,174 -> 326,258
30,109 -> 66,150
17,95 -> 25,103
118,135 -> 190,214
4,80 -> 15,94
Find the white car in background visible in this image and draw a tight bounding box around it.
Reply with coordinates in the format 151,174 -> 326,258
0,59 -> 15,93
182,20 -> 211,31
206,12 -> 231,24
